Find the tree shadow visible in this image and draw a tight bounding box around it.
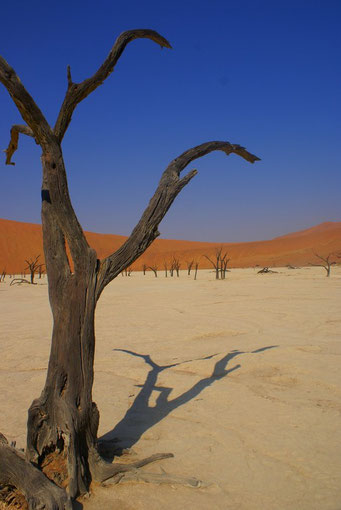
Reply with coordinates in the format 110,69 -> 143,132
98,345 -> 277,460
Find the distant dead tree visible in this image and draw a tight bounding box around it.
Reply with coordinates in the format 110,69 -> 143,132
123,266 -> 133,276
38,264 -> 45,279
204,246 -> 229,280
142,263 -> 147,275
309,252 -> 336,277
257,267 -> 278,274
148,264 -> 158,277
163,261 -> 168,277
171,256 -> 181,277
186,260 -> 194,275
194,261 -> 199,280
10,278 -> 32,286
220,253 -> 230,279
25,255 -> 44,284
0,269 -> 5,282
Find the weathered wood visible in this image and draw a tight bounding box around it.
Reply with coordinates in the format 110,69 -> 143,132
54,29 -> 172,142
0,435 -> 72,510
257,267 -> 277,273
102,468 -> 203,488
97,142 -> 259,296
10,278 -> 31,286
3,124 -> 34,165
0,27 -> 260,505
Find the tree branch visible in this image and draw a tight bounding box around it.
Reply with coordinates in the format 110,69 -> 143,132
204,254 -> 217,269
312,252 -> 331,264
0,55 -> 91,272
54,29 -> 172,141
0,437 -> 71,510
96,141 -> 260,298
0,56 -> 52,146
3,124 -> 34,165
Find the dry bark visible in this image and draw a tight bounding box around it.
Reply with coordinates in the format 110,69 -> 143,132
0,434 -> 72,510
0,28 -> 259,506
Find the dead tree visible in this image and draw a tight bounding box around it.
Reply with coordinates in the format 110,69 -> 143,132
194,261 -> 199,280
38,264 -> 45,279
142,263 -> 147,275
0,269 -> 5,282
204,246 -> 229,280
220,253 -> 230,280
257,267 -> 278,274
10,278 -> 32,286
310,252 -> 336,277
148,264 -> 158,277
172,256 -> 181,277
0,29 -> 259,507
25,255 -> 44,284
123,266 -> 133,276
186,260 -> 194,275
163,260 -> 168,277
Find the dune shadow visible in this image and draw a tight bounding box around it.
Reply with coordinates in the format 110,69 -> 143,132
98,345 -> 277,460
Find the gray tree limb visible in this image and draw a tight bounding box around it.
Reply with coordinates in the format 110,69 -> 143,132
54,29 -> 171,141
96,141 -> 260,297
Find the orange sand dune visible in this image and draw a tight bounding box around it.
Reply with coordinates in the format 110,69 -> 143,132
0,218 -> 340,274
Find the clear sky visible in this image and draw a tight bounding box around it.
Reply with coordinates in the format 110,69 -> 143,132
0,0 -> 340,242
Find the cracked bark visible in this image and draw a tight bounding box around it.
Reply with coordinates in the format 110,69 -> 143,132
0,28 -> 259,507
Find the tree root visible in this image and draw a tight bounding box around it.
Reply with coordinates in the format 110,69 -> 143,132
0,432 -> 203,509
89,446 -> 174,483
102,468 -> 203,488
89,447 -> 204,489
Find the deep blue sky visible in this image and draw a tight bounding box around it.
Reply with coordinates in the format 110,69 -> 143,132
0,0 -> 340,242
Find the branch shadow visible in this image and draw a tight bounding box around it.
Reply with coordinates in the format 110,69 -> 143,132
98,345 -> 277,461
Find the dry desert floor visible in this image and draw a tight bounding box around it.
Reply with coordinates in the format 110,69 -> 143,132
1,267 -> 341,509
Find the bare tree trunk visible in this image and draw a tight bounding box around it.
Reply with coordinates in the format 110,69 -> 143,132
187,260 -> 194,275
148,265 -> 158,277
310,252 -> 336,277
0,28 -> 259,506
194,262 -> 198,280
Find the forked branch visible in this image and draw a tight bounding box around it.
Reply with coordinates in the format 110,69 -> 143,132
96,141 -> 260,297
309,252 -> 336,277
54,29 -> 172,141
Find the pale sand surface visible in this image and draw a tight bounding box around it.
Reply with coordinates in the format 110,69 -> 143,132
1,267 -> 341,509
